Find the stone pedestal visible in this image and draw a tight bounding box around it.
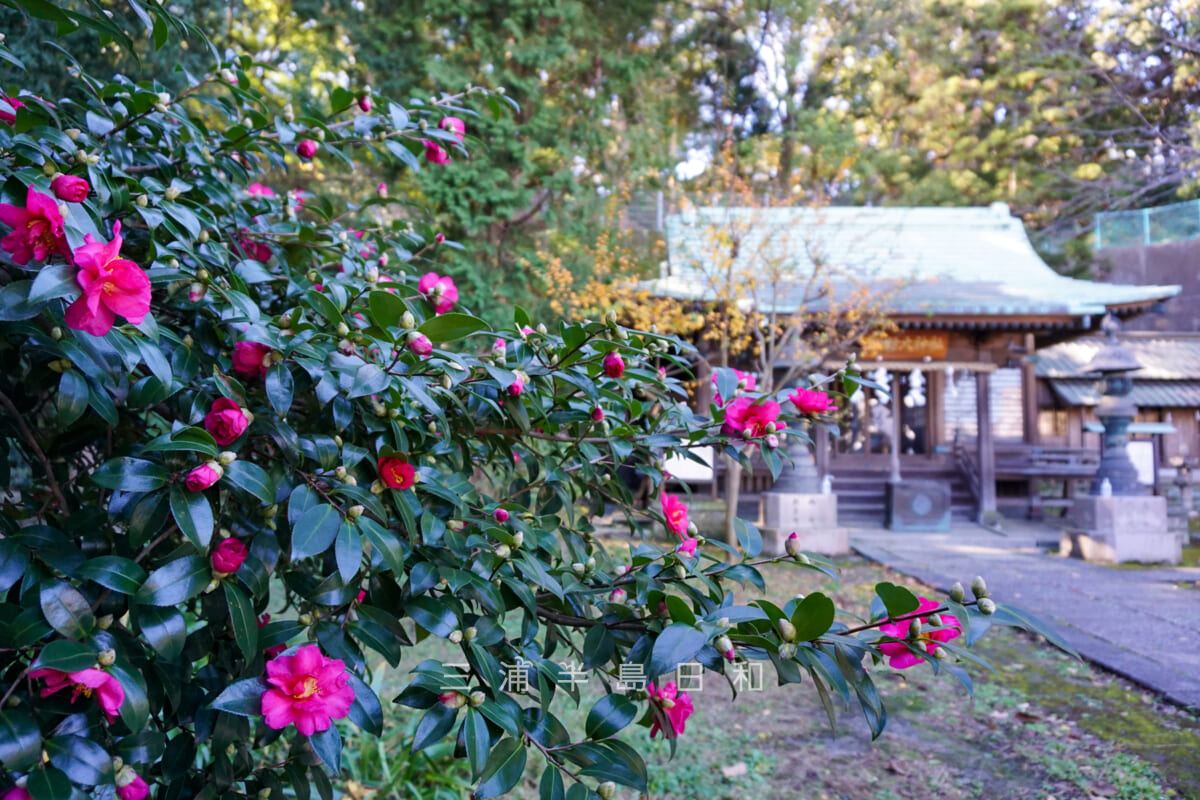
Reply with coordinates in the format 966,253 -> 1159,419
1060,495 -> 1181,564
759,492 -> 848,556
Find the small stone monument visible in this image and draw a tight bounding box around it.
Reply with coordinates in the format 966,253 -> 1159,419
1061,316 -> 1181,564
761,410 -> 847,556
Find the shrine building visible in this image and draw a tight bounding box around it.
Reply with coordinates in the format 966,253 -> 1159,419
647,203 -> 1182,525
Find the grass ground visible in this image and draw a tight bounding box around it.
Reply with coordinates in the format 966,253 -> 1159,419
340,551 -> 1200,800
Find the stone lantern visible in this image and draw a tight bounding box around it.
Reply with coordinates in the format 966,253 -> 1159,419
1086,314 -> 1143,495
1061,315 -> 1181,564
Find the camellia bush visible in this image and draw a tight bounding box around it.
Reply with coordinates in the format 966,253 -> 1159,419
0,4 -> 1066,800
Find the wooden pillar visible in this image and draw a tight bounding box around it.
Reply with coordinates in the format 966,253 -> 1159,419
890,371 -> 903,482
1021,333 -> 1039,445
976,370 -> 997,516
927,368 -> 944,454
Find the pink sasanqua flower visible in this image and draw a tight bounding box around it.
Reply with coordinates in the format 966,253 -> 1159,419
261,644 -> 355,736
788,387 -> 838,415
877,596 -> 962,669
646,681 -> 694,738
204,397 -> 250,445
64,221 -> 151,336
423,140 -> 451,164
722,397 -> 780,439
30,667 -> 125,722
0,185 -> 71,265
418,272 -> 458,315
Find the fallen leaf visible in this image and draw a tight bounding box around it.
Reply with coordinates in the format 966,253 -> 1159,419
721,762 -> 748,778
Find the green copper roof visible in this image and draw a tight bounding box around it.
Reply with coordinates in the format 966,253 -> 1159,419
646,205 -> 1180,319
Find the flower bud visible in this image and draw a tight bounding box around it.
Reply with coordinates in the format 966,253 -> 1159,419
977,597 -> 997,615
372,401 -> 387,417
283,104 -> 294,123
198,229 -> 210,243
908,618 -> 922,639
336,322 -> 351,337
778,619 -> 797,642
136,194 -> 148,207
217,451 -> 237,466
97,614 -> 113,630
441,374 -> 453,390
536,323 -> 547,335
204,579 -> 220,594
401,311 -> 416,330
609,588 -> 627,604
715,635 -> 735,661
66,128 -> 81,141
765,434 -> 779,449
42,161 -> 57,176
264,504 -> 278,518
949,582 -> 965,603
389,408 -> 401,419
447,519 -> 466,532
971,576 -> 989,599
463,626 -> 477,642
164,186 -> 180,201
364,265 -> 379,283
97,648 -> 117,666
344,475 -> 358,487
778,642 -> 797,659
511,530 -> 524,547
784,531 -> 802,559
50,327 -> 63,341
469,690 -> 486,707
220,68 -> 237,83
572,562 -> 585,575
493,508 -> 509,523
438,691 -> 466,709
586,556 -> 596,570
494,544 -> 511,559
347,504 -> 364,519
597,782 -> 617,800
75,149 -> 88,164
448,629 -> 463,644
298,613 -> 313,626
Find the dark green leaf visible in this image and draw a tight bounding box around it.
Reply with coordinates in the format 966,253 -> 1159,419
91,458 -> 169,492
26,766 -> 71,800
875,582 -> 920,620
368,289 -> 407,329
210,678 -> 269,717
29,262 -> 77,303
291,503 -> 341,560
474,737 -> 526,800
418,312 -> 491,342
223,582 -> 258,661
170,485 -> 215,549
309,726 -> 341,774
39,581 -> 94,639
790,592 -> 836,641
345,672 -> 383,736
135,606 -> 186,661
46,735 -> 112,785
406,596 -> 457,637
733,518 -> 762,558
56,370 -> 89,427
648,623 -> 706,679
357,517 -> 405,577
224,460 -> 275,504
31,640 -> 96,672
79,556 -> 146,595
464,708 -> 489,779
584,694 -> 636,740
539,765 -> 565,800
266,363 -> 294,415
0,711 -> 41,771
0,539 -> 29,593
411,702 -> 457,753
135,555 -> 209,606
334,522 -> 362,584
